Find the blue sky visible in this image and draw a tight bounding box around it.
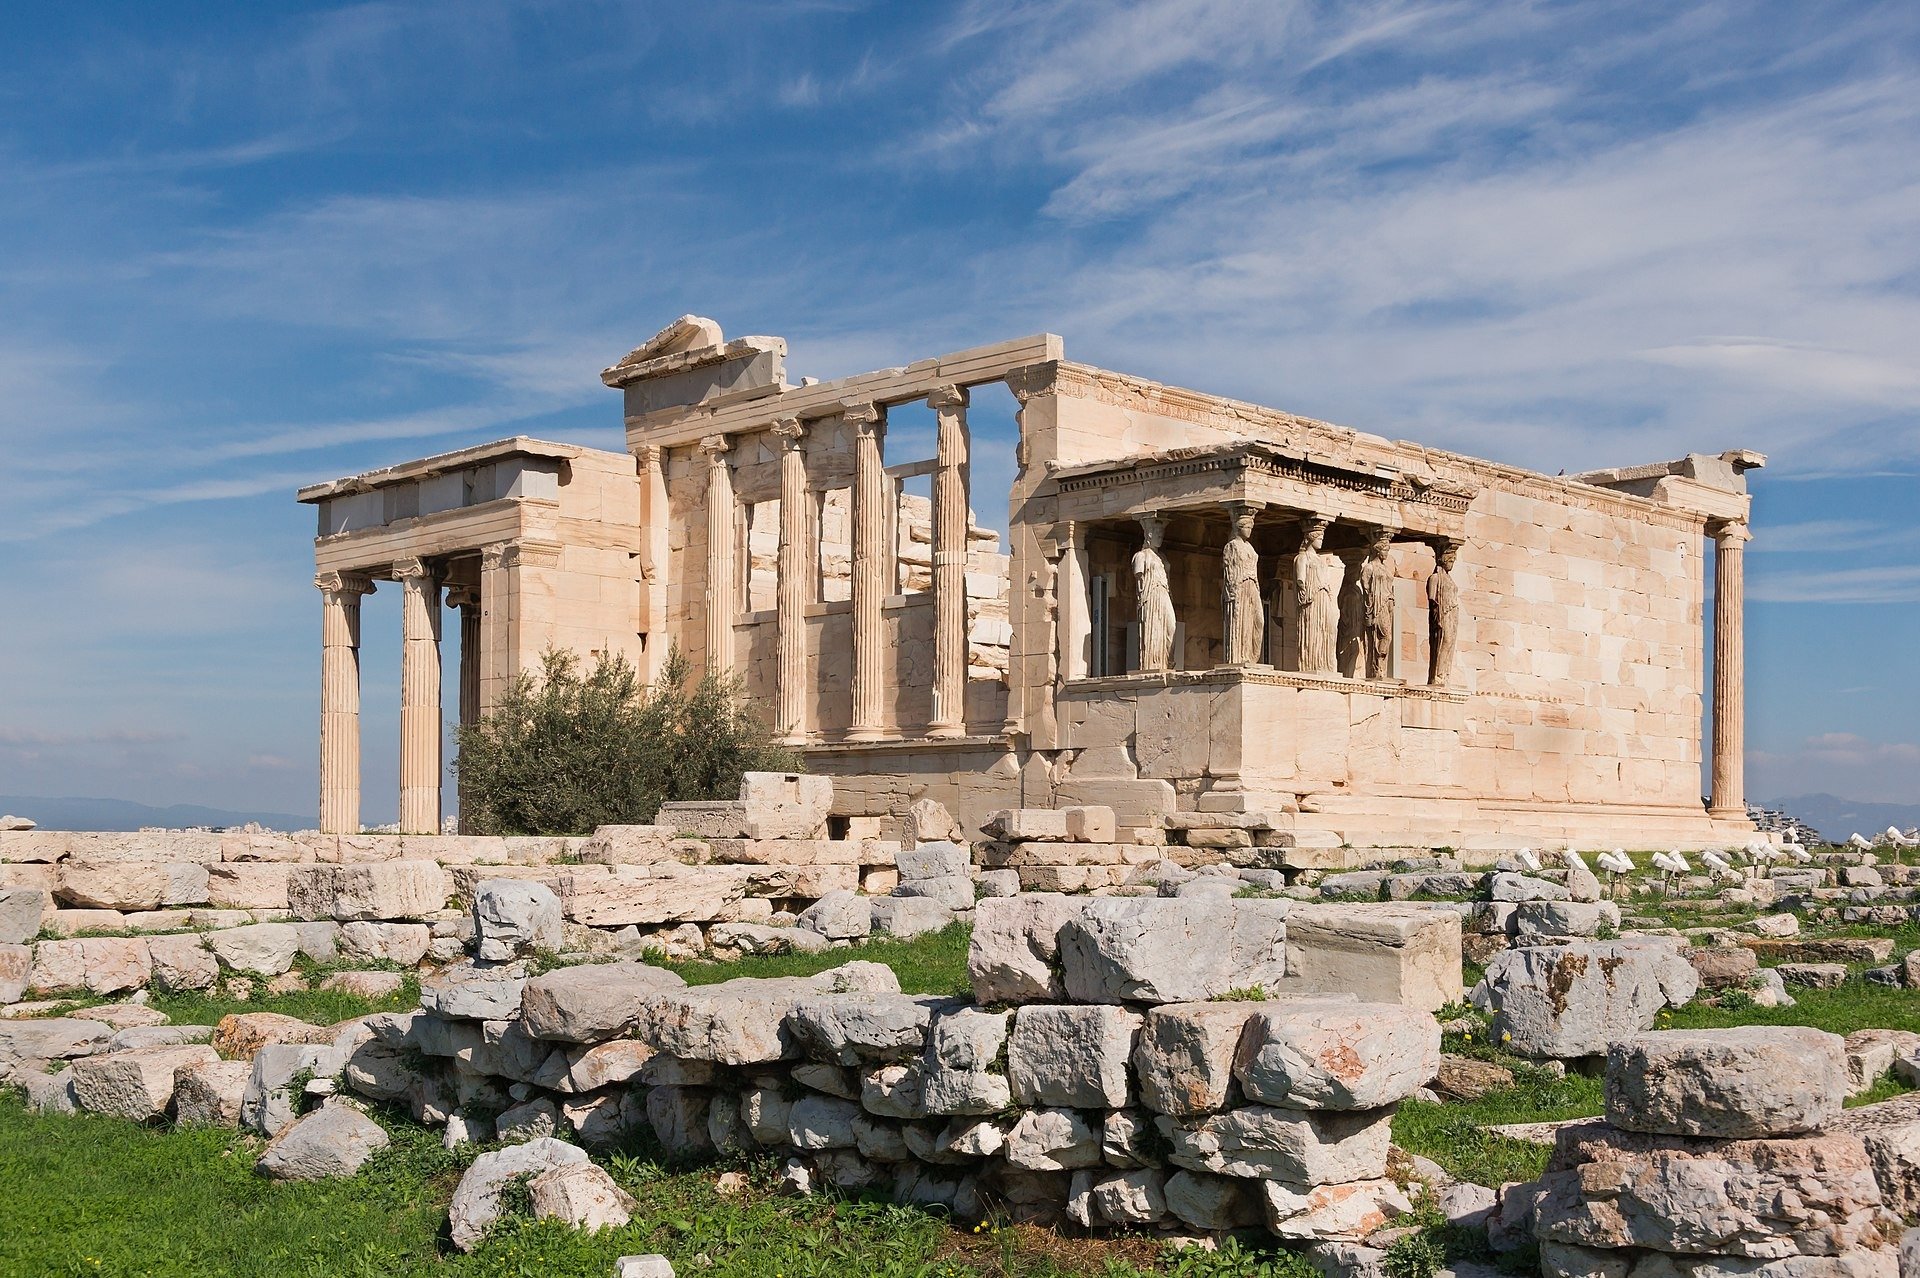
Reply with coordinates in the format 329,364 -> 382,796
1,1 -> 1916,822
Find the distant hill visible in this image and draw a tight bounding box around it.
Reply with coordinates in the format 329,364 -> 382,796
0,795 -> 314,833
1765,793 -> 1920,844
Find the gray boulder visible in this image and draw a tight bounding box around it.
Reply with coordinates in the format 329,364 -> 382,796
1471,939 -> 1698,1058
798,890 -> 872,940
1057,897 -> 1289,1004
69,1045 -> 219,1121
205,923 -> 301,977
447,1136 -> 589,1251
0,887 -> 51,945
1233,1002 -> 1441,1110
968,894 -> 1080,1003
787,992 -> 949,1065
869,896 -> 955,938
1605,1027 -> 1847,1138
420,961 -> 528,1022
519,961 -> 687,1043
257,1102 -> 391,1179
527,1162 -> 635,1233
471,880 -> 563,962
1006,1004 -> 1141,1108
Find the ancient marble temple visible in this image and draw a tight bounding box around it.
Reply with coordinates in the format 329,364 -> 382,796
298,317 -> 1763,854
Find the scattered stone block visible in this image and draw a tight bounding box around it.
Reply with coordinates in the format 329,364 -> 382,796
1008,1004 -> 1142,1109
0,887 -> 51,945
288,862 -> 447,922
1283,903 -> 1464,1011
1686,946 -> 1759,989
1234,1002 -> 1441,1110
798,890 -> 871,940
172,1058 -> 253,1126
70,1044 -> 220,1121
1159,1106 -> 1393,1183
211,1011 -> 331,1061
0,943 -> 26,1003
472,879 -> 563,962
206,923 -> 301,976
527,1161 -> 636,1232
421,961 -> 528,1021
258,1102 -> 391,1179
1778,962 -> 1849,989
1605,1027 -> 1846,1138
1058,897 -> 1290,1004
1134,1003 -> 1263,1117
870,895 -> 955,938
447,1136 -> 590,1251
518,960 -> 690,1049
1472,939 -> 1697,1058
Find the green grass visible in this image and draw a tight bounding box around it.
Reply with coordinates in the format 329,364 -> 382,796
658,922 -> 974,997
1662,982 -> 1920,1036
1391,1065 -> 1606,1188
0,1093 -> 1202,1278
149,972 -> 422,1029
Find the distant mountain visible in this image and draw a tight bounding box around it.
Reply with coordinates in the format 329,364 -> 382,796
0,795 -> 314,833
1764,793 -> 1920,844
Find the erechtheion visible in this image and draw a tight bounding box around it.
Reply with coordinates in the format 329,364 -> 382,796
297,317 -> 1764,855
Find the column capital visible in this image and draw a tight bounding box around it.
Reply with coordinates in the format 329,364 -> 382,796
1004,362 -> 1058,405
1222,499 -> 1266,519
840,400 -> 883,434
444,584 -> 480,609
392,556 -> 435,583
635,443 -> 662,472
699,433 -> 732,461
314,570 -> 374,597
770,416 -> 808,447
927,383 -> 968,412
1429,535 -> 1462,565
1710,518 -> 1751,546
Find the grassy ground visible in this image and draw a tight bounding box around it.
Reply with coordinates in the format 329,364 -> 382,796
0,1092 -> 1305,1278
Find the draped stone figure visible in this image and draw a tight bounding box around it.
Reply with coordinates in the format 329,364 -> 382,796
1358,525 -> 1396,680
1221,506 -> 1264,665
1293,516 -> 1338,673
1336,549 -> 1365,678
1133,515 -> 1176,673
1427,539 -> 1460,687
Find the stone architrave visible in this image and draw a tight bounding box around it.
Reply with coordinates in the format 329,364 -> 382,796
927,384 -> 970,737
1220,502 -> 1264,666
1427,538 -> 1460,687
846,401 -> 888,740
1132,515 -> 1176,673
771,417 -> 811,745
394,556 -> 442,835
1294,516 -> 1338,675
701,434 -> 736,678
1709,519 -> 1749,815
316,571 -> 373,835
1358,525 -> 1395,681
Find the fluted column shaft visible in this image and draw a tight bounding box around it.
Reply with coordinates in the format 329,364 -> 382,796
702,435 -> 736,677
317,572 -> 372,834
1709,520 -> 1750,815
396,557 -> 442,835
773,418 -> 811,744
847,402 -> 888,741
928,385 -> 970,736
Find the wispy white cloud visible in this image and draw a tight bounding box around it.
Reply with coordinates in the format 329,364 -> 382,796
1748,565 -> 1920,605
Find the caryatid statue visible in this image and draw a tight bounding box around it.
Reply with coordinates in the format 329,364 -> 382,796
1427,538 -> 1461,686
1358,524 -> 1396,681
1220,503 -> 1265,665
1293,515 -> 1338,674
1133,514 -> 1177,673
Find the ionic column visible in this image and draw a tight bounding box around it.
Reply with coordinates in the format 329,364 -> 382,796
702,434 -> 736,677
846,400 -> 888,741
444,585 -> 481,835
1056,520 -> 1091,682
772,417 -> 811,745
317,571 -> 373,835
396,556 -> 442,835
928,384 -> 970,737
1709,519 -> 1750,816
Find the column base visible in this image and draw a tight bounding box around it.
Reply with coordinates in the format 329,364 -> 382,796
925,722 -> 965,739
844,727 -> 886,743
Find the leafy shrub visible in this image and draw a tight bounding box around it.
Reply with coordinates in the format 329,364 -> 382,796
455,647 -> 799,836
